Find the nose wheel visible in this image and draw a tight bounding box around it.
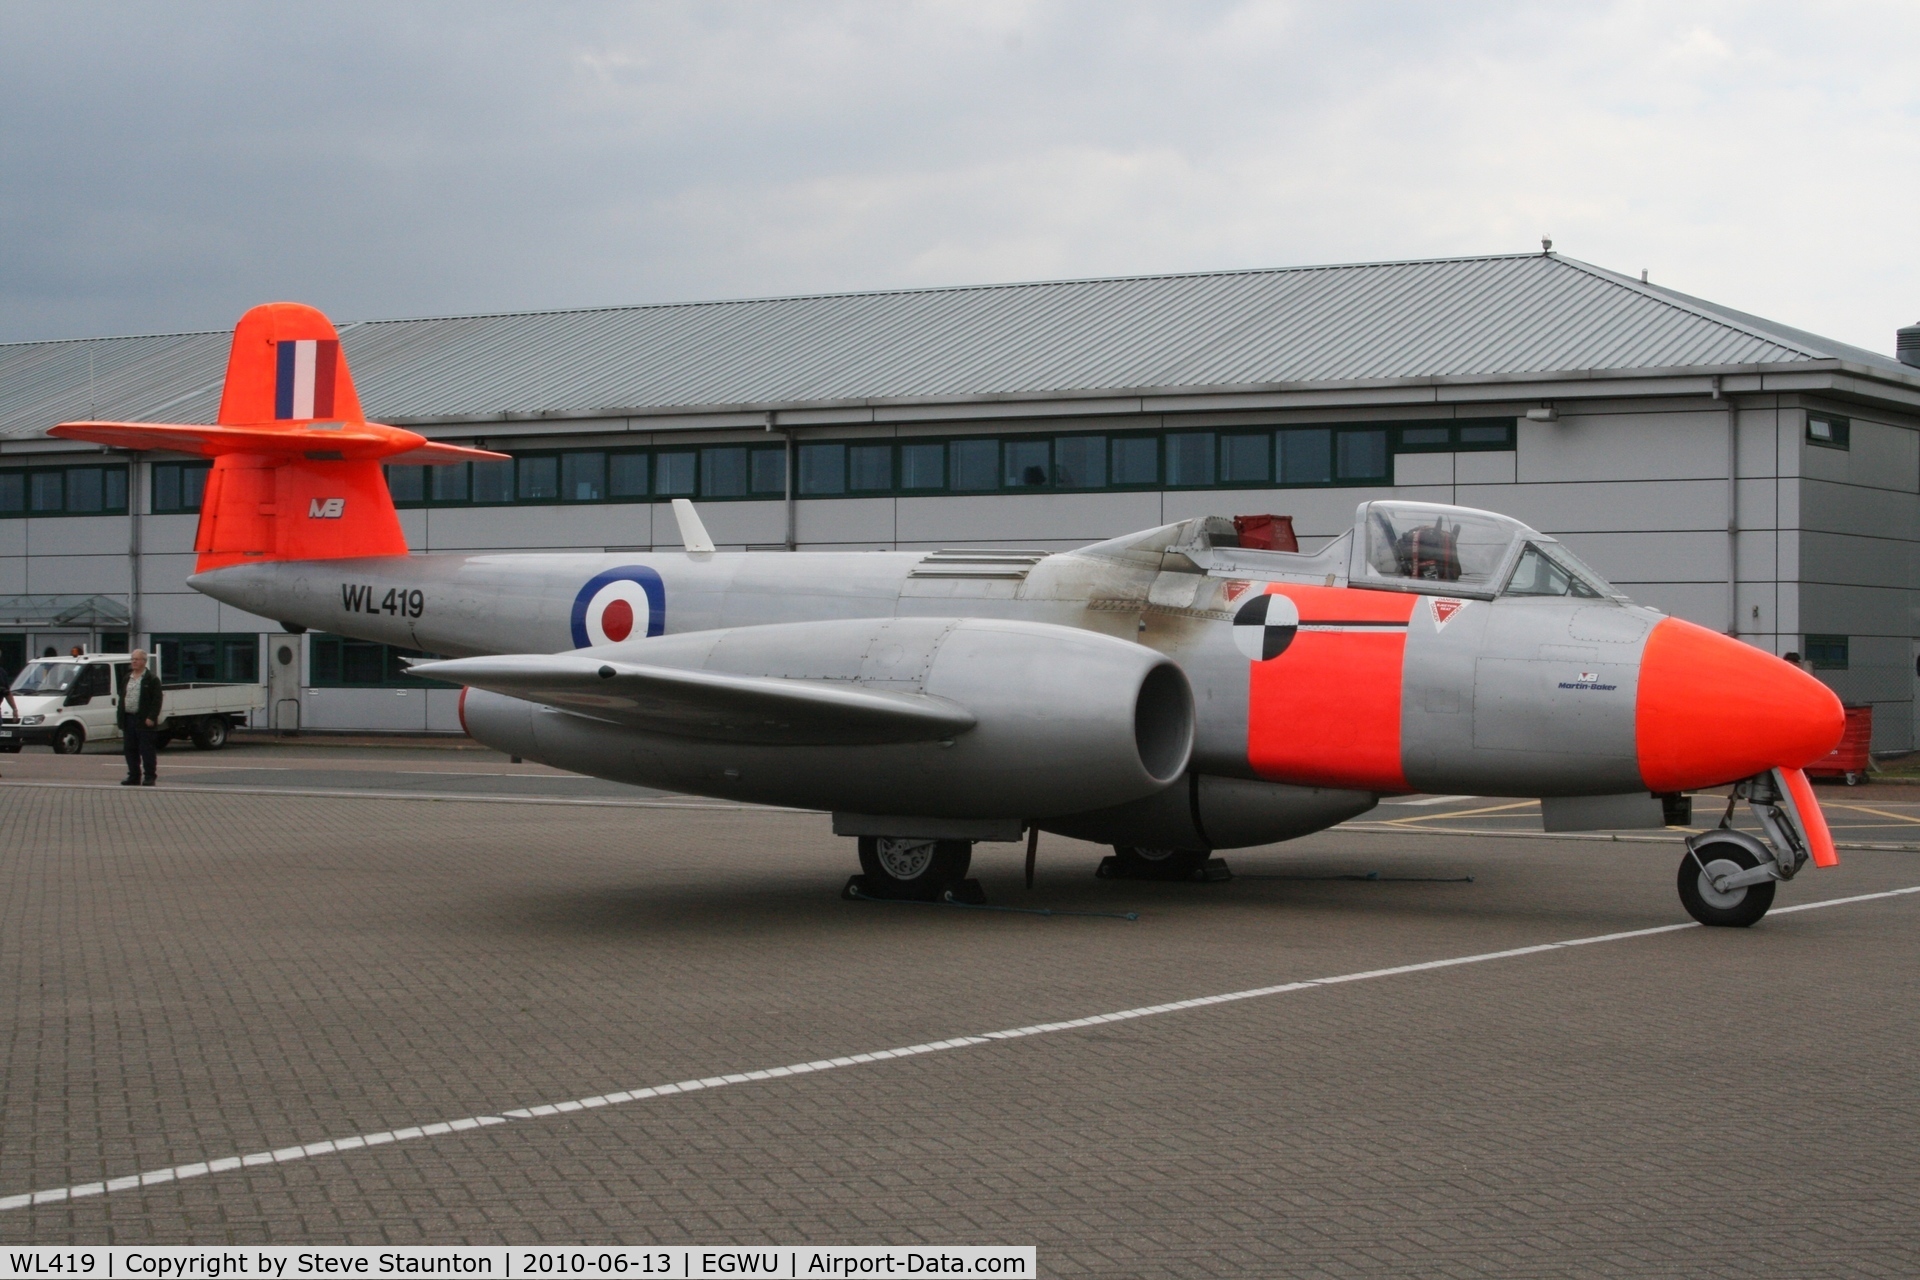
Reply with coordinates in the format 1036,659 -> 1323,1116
1678,838 -> 1776,928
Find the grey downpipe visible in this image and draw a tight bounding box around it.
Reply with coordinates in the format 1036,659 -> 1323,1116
1727,392 -> 1738,635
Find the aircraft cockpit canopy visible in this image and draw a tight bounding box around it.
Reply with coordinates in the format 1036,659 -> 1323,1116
1351,501 -> 1619,601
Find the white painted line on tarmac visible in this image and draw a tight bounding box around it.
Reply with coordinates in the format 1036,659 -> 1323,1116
4,881 -> 1916,1216
1341,822 -> 1920,853
1380,795 -> 1475,806
0,779 -> 805,812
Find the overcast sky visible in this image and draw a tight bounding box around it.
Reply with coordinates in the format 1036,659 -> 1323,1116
2,1 -> 1914,353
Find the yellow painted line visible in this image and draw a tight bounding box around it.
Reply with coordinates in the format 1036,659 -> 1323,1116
1384,799 -> 1538,826
1823,803 -> 1920,827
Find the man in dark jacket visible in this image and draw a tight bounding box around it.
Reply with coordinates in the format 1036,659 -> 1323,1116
120,648 -> 163,786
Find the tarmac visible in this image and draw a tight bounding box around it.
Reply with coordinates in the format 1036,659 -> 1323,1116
2,740 -> 1918,1275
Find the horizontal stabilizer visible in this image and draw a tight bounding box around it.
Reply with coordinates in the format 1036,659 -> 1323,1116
412,653 -> 977,745
50,420 -> 507,464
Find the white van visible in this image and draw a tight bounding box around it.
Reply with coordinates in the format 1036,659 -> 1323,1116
0,655 -> 265,755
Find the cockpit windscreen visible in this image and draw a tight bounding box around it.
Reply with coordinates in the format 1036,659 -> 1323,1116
1361,503 -> 1520,591
1504,541 -> 1612,598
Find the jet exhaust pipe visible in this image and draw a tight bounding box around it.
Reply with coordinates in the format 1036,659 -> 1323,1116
456,617 -> 1195,819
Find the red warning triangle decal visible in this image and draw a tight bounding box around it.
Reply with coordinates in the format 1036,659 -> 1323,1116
1431,598 -> 1467,629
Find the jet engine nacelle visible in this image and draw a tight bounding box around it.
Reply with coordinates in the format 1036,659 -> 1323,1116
458,616 -> 1195,820
1042,774 -> 1379,851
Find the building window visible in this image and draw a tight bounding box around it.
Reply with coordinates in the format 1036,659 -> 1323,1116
1278,428 -> 1332,483
308,634 -> 450,688
386,464 -> 427,505
433,462 -> 470,503
516,455 -> 559,501
1804,635 -> 1849,670
1807,414 -> 1850,450
845,444 -> 890,492
1165,432 -> 1216,487
950,439 -> 998,491
30,471 -> 63,513
1337,429 -> 1389,480
362,416 -> 1519,515
699,447 -> 746,498
1219,433 -> 1270,485
1054,435 -> 1106,489
151,461 -> 211,514
472,458 -> 515,503
609,453 -> 649,499
151,633 -> 258,683
1003,438 -> 1051,489
797,443 -> 846,495
562,451 -> 606,501
0,464 -> 132,518
750,448 -> 786,495
655,451 -> 697,496
1110,436 -> 1159,487
900,442 -> 945,491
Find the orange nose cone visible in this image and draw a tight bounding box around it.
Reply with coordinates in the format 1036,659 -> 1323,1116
1637,618 -> 1845,792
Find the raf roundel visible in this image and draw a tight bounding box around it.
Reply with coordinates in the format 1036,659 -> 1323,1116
1232,591 -> 1300,662
571,566 -> 666,649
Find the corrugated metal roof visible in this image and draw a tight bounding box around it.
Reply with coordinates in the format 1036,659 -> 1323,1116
2,252 -> 1904,440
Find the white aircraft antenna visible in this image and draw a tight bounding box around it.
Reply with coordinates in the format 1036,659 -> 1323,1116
672,498 -> 716,553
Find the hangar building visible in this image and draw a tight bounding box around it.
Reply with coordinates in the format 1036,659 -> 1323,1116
4,251 -> 1919,748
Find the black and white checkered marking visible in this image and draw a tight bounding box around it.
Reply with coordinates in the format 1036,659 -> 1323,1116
1232,592 -> 1300,661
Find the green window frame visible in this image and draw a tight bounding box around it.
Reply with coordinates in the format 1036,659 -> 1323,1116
150,633 -> 259,683
152,461 -> 213,514
1807,414 -> 1850,450
0,463 -> 131,518
307,633 -> 451,688
374,418 -> 1521,510
1804,635 -> 1849,670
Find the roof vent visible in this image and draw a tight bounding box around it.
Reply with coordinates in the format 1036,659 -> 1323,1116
1899,322 -> 1920,369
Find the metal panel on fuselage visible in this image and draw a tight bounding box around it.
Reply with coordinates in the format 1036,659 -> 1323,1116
1245,583 -> 1416,791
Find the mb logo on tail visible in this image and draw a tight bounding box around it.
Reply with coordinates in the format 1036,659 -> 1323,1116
308,497 -> 345,519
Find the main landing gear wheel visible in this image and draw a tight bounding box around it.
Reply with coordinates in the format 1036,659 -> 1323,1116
52,723 -> 85,755
855,836 -> 973,901
1678,838 -> 1776,928
1098,846 -> 1228,881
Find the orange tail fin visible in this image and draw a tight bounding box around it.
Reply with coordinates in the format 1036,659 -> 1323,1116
50,302 -> 503,573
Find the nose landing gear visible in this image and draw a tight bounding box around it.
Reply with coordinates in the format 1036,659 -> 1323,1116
1676,771 -> 1814,928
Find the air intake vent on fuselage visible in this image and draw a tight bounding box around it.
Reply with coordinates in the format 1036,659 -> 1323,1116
909,549 -> 1052,580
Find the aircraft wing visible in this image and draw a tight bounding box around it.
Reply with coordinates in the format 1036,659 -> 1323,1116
409,653 -> 977,746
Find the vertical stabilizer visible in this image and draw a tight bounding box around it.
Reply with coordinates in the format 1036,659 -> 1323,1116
49,302 -> 505,573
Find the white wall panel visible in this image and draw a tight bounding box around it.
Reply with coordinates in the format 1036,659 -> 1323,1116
1565,530 -> 1727,585
142,514 -> 199,554
26,516 -> 130,556
799,498 -> 896,546
140,591 -> 222,631
0,523 -> 25,555
1844,420 -> 1920,493
1455,451 -> 1516,485
421,504 -> 629,551
27,555 -> 129,594
0,557 -> 23,592
908,491 -> 1164,545
298,687 -> 429,731
1518,410 -> 1728,483
686,500 -> 785,549
1615,581 -> 1726,628
1393,453 -> 1452,486
425,688 -> 465,734
1457,479 -> 1728,535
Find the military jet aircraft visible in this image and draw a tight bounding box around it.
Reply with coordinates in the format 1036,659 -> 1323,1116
54,303 -> 1845,927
